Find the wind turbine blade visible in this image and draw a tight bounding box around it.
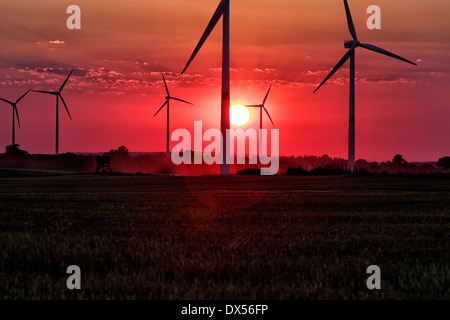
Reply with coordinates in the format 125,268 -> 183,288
154,100 -> 168,117
359,43 -> 417,66
16,88 -> 32,103
0,97 -> 14,105
161,73 -> 170,96
313,46 -> 355,93
262,84 -> 272,105
263,106 -> 275,127
59,95 -> 72,120
33,90 -> 57,95
170,97 -> 193,105
59,70 -> 73,92
14,105 -> 20,128
181,0 -> 225,74
344,0 -> 357,40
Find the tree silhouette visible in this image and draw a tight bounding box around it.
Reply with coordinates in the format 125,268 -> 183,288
4,144 -> 29,156
355,159 -> 370,171
437,156 -> 450,170
108,145 -> 129,157
393,154 -> 407,165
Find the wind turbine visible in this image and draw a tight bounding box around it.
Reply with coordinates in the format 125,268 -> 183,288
182,0 -> 231,174
244,85 -> 275,155
33,70 -> 73,155
153,73 -> 193,154
0,89 -> 31,145
313,0 -> 416,172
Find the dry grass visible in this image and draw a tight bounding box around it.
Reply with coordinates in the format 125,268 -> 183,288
0,174 -> 449,299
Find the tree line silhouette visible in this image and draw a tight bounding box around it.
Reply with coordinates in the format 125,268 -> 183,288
1,144 -> 449,175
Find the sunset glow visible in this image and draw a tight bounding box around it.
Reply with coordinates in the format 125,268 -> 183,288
0,0 -> 448,162
230,105 -> 250,126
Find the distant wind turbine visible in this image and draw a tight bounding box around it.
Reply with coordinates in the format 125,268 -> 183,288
244,85 -> 275,155
313,0 -> 416,172
0,89 -> 31,145
33,70 -> 74,155
154,73 -> 192,154
182,0 -> 231,175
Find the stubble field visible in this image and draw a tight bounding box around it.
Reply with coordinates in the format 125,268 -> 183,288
0,173 -> 449,299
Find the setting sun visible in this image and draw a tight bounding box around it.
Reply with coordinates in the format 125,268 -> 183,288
230,104 -> 250,126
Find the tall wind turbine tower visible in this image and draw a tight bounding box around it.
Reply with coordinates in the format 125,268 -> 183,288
245,85 -> 275,155
314,0 -> 416,172
0,89 -> 31,145
154,73 -> 193,154
33,70 -> 74,155
182,0 -> 231,174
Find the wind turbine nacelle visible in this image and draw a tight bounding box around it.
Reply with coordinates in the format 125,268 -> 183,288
344,40 -> 354,49
344,40 -> 360,49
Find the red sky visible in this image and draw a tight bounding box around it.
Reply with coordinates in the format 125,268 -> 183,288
0,0 -> 449,162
